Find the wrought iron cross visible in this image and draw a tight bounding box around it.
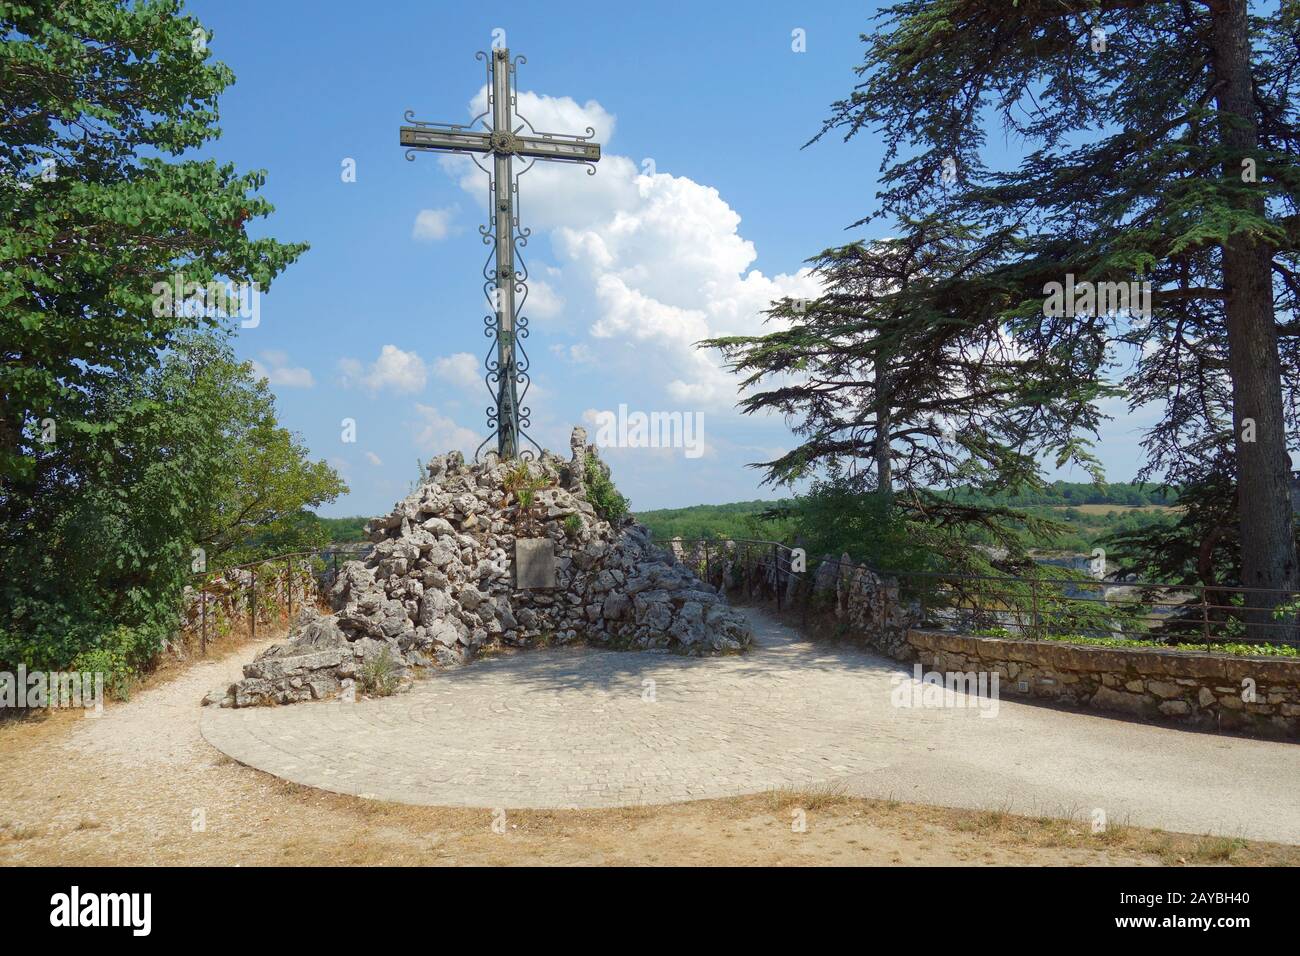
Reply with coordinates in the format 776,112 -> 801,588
400,47 -> 602,460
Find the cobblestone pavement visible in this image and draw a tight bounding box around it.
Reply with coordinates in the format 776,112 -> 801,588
200,608 -> 1300,842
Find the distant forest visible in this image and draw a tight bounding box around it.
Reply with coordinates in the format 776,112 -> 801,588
942,482 -> 1178,509
632,482 -> 1180,554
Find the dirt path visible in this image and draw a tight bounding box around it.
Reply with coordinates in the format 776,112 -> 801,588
1,627 -> 1296,866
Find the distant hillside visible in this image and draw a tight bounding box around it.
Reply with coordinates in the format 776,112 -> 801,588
318,515 -> 369,543
634,482 -> 1180,553
942,480 -> 1178,508
635,499 -> 791,542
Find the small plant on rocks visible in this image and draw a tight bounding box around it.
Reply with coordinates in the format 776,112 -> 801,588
503,460 -> 549,511
583,452 -> 628,524
359,647 -> 401,696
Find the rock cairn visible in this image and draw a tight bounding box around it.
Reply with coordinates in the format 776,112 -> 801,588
206,428 -> 753,708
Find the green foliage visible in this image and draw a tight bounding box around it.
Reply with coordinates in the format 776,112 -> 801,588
563,513 -> 582,536
810,0 -> 1300,600
0,332 -> 342,676
502,460 -> 549,511
0,0 -> 308,485
317,515 -> 369,544
233,510 -> 334,564
0,615 -> 168,698
973,626 -> 1297,659
70,626 -> 156,700
784,478 -> 934,574
703,233 -> 1112,499
166,335 -> 346,568
583,453 -> 629,524
359,647 -> 401,697
638,486 -> 1179,554
0,1 -> 313,677
637,499 -> 792,541
1100,459 -> 1250,589
945,481 -> 1178,509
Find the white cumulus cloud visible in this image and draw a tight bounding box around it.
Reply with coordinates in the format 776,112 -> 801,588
250,350 -> 314,388
524,277 -> 564,321
433,351 -> 482,390
412,207 -> 455,241
411,404 -> 480,455
446,88 -> 821,415
339,345 -> 427,395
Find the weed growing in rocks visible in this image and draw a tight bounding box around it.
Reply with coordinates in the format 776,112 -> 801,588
360,647 -> 401,697
583,452 -> 628,524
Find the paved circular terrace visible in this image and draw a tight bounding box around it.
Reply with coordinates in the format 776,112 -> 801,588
201,608 -> 1300,843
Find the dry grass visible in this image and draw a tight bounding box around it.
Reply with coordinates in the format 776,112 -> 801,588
147,614 -> 303,690
761,781 -> 852,813
0,823 -> 45,844
4,753 -> 1293,867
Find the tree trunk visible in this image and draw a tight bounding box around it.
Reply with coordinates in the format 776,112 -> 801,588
1210,0 -> 1299,634
873,349 -> 893,498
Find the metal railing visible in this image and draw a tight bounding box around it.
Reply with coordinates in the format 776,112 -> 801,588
657,536 -> 1300,648
190,544 -> 372,653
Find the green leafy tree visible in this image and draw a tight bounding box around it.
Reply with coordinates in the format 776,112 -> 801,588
0,0 -> 311,672
815,0 -> 1300,630
162,334 -> 347,567
0,332 -> 345,673
1,0 -> 306,496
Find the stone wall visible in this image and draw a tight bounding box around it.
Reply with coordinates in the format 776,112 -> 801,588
816,551 -> 1300,739
903,629 -> 1300,739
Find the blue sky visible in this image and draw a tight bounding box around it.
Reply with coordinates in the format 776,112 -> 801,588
187,0 -> 1161,517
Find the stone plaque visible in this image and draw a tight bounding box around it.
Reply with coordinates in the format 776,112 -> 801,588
515,538 -> 556,590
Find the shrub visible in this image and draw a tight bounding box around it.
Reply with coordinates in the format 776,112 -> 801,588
71,630 -> 144,701
0,596 -> 172,700
359,647 -> 401,696
583,453 -> 629,524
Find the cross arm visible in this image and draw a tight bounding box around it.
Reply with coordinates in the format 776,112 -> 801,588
399,125 -> 491,154
513,133 -> 601,163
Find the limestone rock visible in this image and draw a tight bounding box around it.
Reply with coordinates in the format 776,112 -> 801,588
213,426 -> 753,707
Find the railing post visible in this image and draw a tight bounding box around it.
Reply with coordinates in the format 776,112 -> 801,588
1200,587 -> 1210,643
1030,575 -> 1041,640
249,568 -> 256,640
773,542 -> 781,611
